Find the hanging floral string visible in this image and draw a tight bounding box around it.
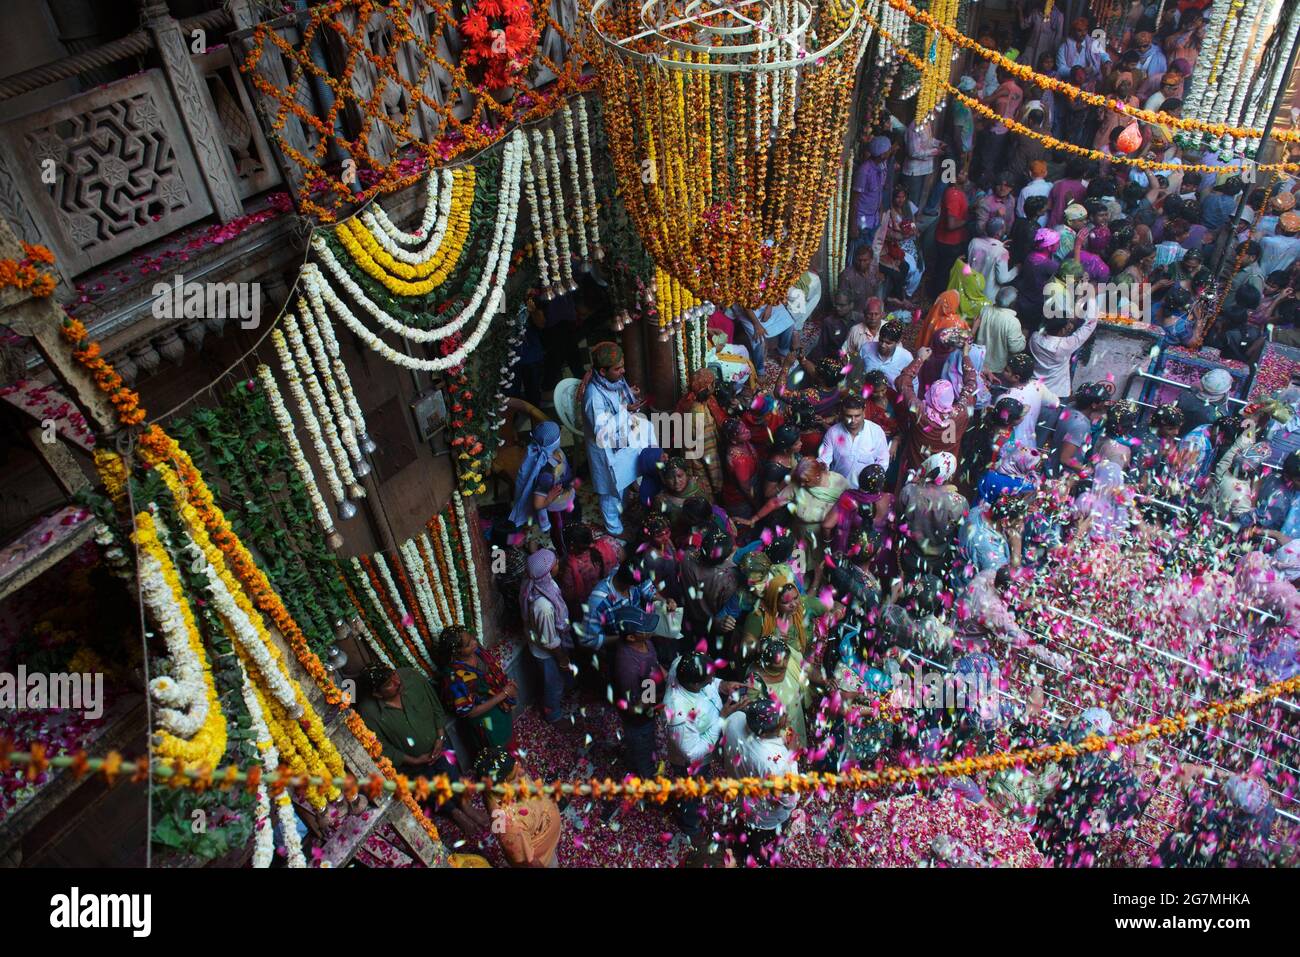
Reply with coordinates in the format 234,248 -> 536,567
11,666 -> 1298,802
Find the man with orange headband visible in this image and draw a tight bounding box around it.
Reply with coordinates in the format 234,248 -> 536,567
1056,16 -> 1110,82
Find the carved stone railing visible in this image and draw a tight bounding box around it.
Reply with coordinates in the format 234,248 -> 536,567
0,5 -> 282,284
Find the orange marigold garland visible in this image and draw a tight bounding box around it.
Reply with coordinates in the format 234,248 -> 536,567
392,550 -> 434,648
0,242 -> 57,298
415,533 -> 453,629
426,514 -> 460,625
60,318 -> 147,427
136,427 -> 441,843
239,0 -> 584,221
881,0 -> 1300,147
359,554 -> 434,673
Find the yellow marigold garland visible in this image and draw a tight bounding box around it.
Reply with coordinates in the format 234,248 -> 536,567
334,167 -> 473,292
883,0 -> 1300,145
137,426 -> 440,841
156,466 -> 298,690
94,449 -> 129,509
867,10 -> 1300,176
16,668 -> 1298,807
248,661 -> 335,810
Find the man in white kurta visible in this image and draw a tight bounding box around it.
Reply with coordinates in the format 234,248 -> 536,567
817,396 -> 890,489
581,341 -> 657,537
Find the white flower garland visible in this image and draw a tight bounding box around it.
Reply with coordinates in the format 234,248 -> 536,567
1222,0 -> 1278,151
305,131 -> 522,347
306,280 -> 370,443
350,557 -> 420,672
1209,0 -> 1258,153
138,547 -> 210,738
1181,0 -> 1229,127
1248,1 -> 1300,132
236,659 -> 281,868
182,534 -> 303,716
284,310 -> 362,495
676,324 -> 689,392
544,126 -> 576,292
256,365 -> 336,537
1196,0 -> 1246,147
301,135 -> 522,373
488,306 -> 528,440
148,675 -> 193,710
361,168 -> 454,260
370,167 -> 448,246
400,539 -> 442,635
299,296 -> 363,468
269,329 -> 347,505
95,524 -> 133,582
561,104 -> 589,265
575,97 -> 603,259
530,129 -> 563,296
521,126 -> 552,291
453,492 -> 484,637
435,514 -> 463,625
353,613 -> 395,669
374,552 -> 429,662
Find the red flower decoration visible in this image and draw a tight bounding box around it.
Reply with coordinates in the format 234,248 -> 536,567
458,0 -> 540,91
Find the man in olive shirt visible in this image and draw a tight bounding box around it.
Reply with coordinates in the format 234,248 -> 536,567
357,665 -> 490,834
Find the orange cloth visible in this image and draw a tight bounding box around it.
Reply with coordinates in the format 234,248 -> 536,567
916,290 -> 963,349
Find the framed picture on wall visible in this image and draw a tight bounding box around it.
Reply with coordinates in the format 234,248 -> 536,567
410,388 -> 448,454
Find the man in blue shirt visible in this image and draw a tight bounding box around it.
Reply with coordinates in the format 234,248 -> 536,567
577,562 -> 661,651
1201,177 -> 1243,232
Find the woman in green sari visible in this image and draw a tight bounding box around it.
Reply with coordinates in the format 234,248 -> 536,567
736,575 -> 830,670
948,257 -> 991,323
745,637 -> 810,749
651,456 -> 707,524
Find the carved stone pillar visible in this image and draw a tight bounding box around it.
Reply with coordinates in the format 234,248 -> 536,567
644,321 -> 678,412
179,319 -> 205,352
621,316 -> 645,395
129,339 -> 162,378
262,272 -> 292,325
156,329 -> 185,365
139,0 -> 243,222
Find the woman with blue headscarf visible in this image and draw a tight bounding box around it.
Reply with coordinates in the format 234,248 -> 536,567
508,421 -> 578,553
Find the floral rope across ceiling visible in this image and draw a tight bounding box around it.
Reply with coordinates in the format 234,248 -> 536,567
586,0 -> 872,307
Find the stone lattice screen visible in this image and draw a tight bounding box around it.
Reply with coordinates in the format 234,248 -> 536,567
232,0 -> 589,222
0,71 -> 213,277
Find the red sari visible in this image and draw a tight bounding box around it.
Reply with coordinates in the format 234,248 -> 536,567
721,442 -> 760,514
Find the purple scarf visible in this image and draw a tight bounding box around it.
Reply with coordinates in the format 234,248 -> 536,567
521,548 -> 569,633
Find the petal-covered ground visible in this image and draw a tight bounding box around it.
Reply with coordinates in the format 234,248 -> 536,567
436,699 -> 1047,868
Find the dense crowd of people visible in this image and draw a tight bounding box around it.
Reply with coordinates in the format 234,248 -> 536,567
354,0 -> 1299,868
